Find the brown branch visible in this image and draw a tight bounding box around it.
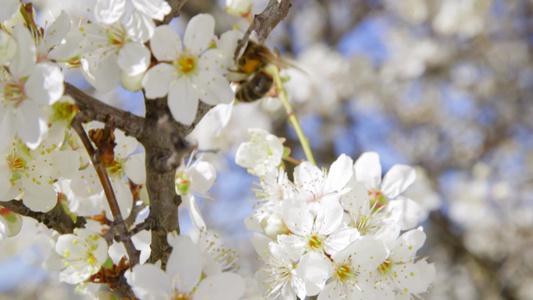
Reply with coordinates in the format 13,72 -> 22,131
64,83 -> 144,139
158,0 -> 188,25
235,0 -> 293,57
1,200 -> 85,234
71,114 -> 140,266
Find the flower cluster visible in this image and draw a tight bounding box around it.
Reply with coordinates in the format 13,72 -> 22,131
236,129 -> 436,299
126,232 -> 245,300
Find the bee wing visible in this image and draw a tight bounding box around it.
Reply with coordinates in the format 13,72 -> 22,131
259,47 -> 307,74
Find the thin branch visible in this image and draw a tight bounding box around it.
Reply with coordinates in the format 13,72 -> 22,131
1,200 -> 85,234
158,0 -> 189,25
64,83 -> 144,139
235,0 -> 293,57
71,114 -> 140,266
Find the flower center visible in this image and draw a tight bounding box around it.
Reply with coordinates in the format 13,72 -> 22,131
107,158 -> 126,178
177,55 -> 197,75
3,79 -> 26,107
7,152 -> 26,182
378,259 -> 392,275
307,235 -> 323,251
335,264 -> 355,281
175,170 -> 191,195
172,291 -> 192,300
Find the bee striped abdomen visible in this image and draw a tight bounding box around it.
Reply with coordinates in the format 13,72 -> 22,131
236,71 -> 274,102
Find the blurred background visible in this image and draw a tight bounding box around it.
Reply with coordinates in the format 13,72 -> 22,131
1,0 -> 532,299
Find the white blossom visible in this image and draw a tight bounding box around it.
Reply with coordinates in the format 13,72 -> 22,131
142,14 -> 234,125
55,229 -> 109,284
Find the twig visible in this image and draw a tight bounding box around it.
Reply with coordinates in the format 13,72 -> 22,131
71,114 -> 140,266
158,0 -> 189,25
1,200 -> 85,234
64,83 -> 144,139
235,0 -> 293,57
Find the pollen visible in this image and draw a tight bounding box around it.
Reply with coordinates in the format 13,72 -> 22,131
178,56 -> 196,74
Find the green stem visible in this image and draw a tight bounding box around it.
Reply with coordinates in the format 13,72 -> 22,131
283,156 -> 301,166
269,65 -> 316,165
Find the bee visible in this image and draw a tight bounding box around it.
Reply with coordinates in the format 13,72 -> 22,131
227,40 -> 295,102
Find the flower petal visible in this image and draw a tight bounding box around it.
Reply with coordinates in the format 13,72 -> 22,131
0,30 -> 18,65
150,25 -> 181,61
381,164 -> 416,198
94,0 -> 126,24
26,62 -> 64,105
125,10 -> 155,43
10,25 -> 36,78
117,42 -> 150,75
0,0 -> 20,22
43,11 -> 71,50
16,101 -> 44,148
131,0 -> 171,21
193,70 -> 234,105
189,160 -> 216,194
325,154 -> 353,192
126,264 -> 173,299
141,63 -> 174,98
184,194 -> 206,230
354,151 -> 382,189
166,236 -> 203,292
168,79 -> 199,125
195,272 -> 245,300
0,108 -> 16,150
184,14 -> 215,53
124,153 -> 146,184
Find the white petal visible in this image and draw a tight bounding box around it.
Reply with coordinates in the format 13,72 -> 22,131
193,70 -> 234,105
124,153 -> 146,184
195,272 -> 245,300
0,161 -> 11,200
10,25 -> 36,78
126,264 -> 173,299
189,160 -> 216,194
388,197 -> 422,230
325,154 -> 354,192
0,30 -> 18,65
141,63 -> 175,98
16,101 -> 43,148
354,151 -> 382,189
392,228 -> 426,261
125,10 -> 155,43
315,198 -> 343,235
184,14 -> 215,53
294,161 -> 322,190
0,0 -> 20,22
295,252 -> 332,297
381,164 -> 416,198
150,25 -> 181,61
94,0 -> 126,24
0,109 -> 16,150
349,236 -> 388,272
117,42 -> 150,75
26,62 -> 64,105
110,179 -> 133,219
131,0 -> 171,21
21,176 -> 57,212
166,236 -> 202,292
168,79 -> 199,125
43,11 -> 71,50
282,198 -> 313,236
82,54 -> 120,92
184,194 -> 206,230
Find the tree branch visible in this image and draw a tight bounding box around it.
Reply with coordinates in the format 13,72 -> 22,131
158,0 -> 189,25
71,114 -> 140,266
1,200 -> 85,234
235,0 -> 293,56
64,83 -> 144,139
